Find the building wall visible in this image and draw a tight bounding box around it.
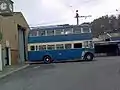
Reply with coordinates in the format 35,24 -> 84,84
1,16 -> 18,49
0,12 -> 29,65
13,12 -> 29,61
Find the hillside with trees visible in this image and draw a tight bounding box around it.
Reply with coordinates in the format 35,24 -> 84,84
91,14 -> 120,37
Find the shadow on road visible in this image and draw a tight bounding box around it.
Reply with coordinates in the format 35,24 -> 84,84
29,59 -> 97,65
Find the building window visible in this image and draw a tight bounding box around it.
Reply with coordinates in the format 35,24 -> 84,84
38,30 -> 46,36
30,46 -> 35,51
65,44 -> 72,49
56,44 -> 64,50
55,29 -> 63,35
47,45 -> 55,50
73,26 -> 81,34
39,45 -> 46,50
74,43 -> 82,48
47,30 -> 54,36
64,28 -> 73,34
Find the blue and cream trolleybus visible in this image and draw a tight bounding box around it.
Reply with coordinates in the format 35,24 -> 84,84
28,24 -> 94,63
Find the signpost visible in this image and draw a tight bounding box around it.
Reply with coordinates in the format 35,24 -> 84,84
0,44 -> 2,71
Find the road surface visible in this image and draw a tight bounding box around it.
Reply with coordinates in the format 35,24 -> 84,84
0,56 -> 120,90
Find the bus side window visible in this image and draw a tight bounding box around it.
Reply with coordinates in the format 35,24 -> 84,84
65,44 -> 72,49
56,44 -> 64,50
47,30 -> 54,36
29,30 -> 37,37
82,27 -> 90,33
73,26 -> 81,34
47,45 -> 55,50
64,28 -> 73,34
39,45 -> 46,50
74,43 -> 82,48
38,30 -> 46,36
30,46 -> 35,51
55,29 -> 63,35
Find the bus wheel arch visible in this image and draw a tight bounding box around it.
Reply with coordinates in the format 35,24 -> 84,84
43,55 -> 52,64
83,52 -> 94,61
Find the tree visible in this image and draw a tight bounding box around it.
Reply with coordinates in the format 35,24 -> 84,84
91,14 -> 119,37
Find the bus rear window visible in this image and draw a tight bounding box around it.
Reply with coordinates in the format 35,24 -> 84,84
30,46 -> 35,51
74,43 -> 82,48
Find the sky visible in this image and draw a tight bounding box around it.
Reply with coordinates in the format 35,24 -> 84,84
13,0 -> 120,27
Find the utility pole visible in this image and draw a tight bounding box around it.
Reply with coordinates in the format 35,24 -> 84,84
75,10 -> 79,26
75,10 -> 92,26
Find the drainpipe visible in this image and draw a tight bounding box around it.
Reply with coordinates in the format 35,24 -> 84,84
0,16 -> 3,71
0,44 -> 2,71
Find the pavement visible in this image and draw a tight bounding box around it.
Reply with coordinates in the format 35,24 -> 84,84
0,56 -> 120,90
0,64 -> 29,79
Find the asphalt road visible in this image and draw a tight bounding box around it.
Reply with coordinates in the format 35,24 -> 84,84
0,56 -> 120,90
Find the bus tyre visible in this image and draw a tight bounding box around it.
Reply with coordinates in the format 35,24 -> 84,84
84,53 -> 94,61
43,55 -> 52,64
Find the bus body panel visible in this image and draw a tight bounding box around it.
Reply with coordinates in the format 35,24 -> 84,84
28,48 -> 94,62
28,34 -> 92,43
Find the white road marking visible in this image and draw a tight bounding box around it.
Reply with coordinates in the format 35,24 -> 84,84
33,66 -> 40,69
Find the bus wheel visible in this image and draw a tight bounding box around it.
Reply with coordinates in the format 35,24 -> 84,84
43,55 -> 52,64
84,53 -> 94,61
